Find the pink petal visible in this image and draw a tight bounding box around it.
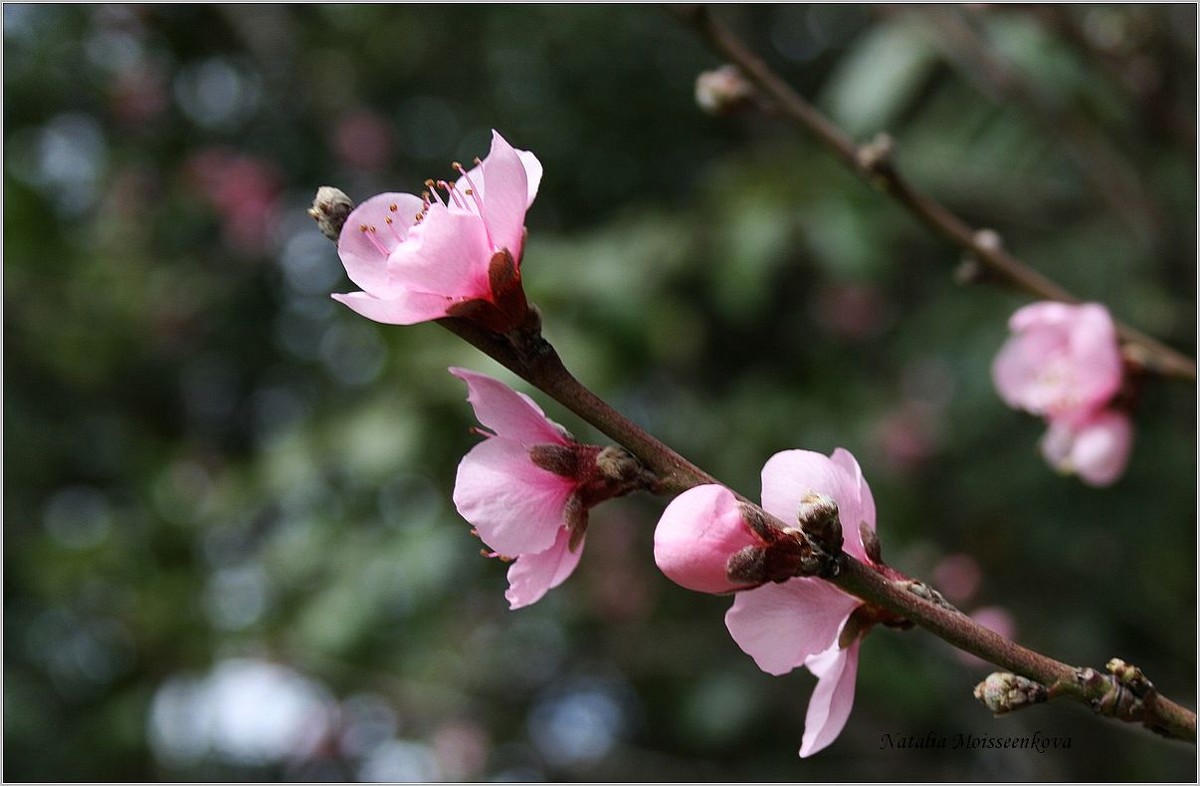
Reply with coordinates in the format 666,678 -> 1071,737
992,329 -> 1069,413
475,130 -> 531,257
799,638 -> 861,757
1042,409 -> 1133,487
1040,417 -> 1075,468
385,206 -> 493,298
336,192 -> 426,296
505,527 -> 584,609
1008,300 -> 1076,333
1066,304 -> 1123,406
761,449 -> 872,562
449,368 -> 570,446
653,485 -> 760,594
724,579 -> 861,676
516,149 -> 543,207
331,289 -> 458,325
453,437 -> 575,556
829,448 -> 876,560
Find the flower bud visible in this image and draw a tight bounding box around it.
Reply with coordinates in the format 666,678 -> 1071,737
309,186 -> 355,241
654,485 -> 762,594
695,64 -> 754,115
973,672 -> 1048,715
595,446 -> 643,485
859,521 -> 883,564
797,492 -> 841,556
529,443 -> 580,477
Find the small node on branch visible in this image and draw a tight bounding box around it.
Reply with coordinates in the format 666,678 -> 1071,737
855,132 -> 894,175
1107,658 -> 1153,695
973,228 -> 1003,253
309,186 -> 355,241
695,64 -> 756,115
974,672 -> 1049,715
954,228 -> 1003,286
900,579 -> 960,613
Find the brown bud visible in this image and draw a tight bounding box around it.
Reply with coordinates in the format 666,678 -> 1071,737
738,501 -> 777,541
309,186 -> 355,241
973,672 -> 1048,715
529,444 -> 580,477
797,492 -> 841,556
564,493 -> 588,552
595,446 -> 642,485
860,521 -> 883,564
726,544 -> 770,585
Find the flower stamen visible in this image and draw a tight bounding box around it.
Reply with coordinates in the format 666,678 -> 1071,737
453,161 -> 492,246
359,224 -> 390,256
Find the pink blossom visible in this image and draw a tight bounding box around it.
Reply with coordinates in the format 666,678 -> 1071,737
992,302 -> 1122,421
653,448 -> 878,757
1040,408 -> 1133,487
333,131 -> 542,332
991,301 -> 1133,485
449,367 -> 579,609
450,368 -> 645,609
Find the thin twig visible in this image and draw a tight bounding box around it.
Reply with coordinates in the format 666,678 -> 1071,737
671,5 -> 1196,383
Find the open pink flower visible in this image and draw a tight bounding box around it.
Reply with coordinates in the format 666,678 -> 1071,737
333,131 -> 542,332
450,367 -> 579,609
1040,408 -> 1133,487
992,302 -> 1122,421
450,368 -> 644,609
653,448 -> 878,757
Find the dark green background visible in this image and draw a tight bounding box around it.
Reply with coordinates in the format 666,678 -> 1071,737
5,5 -> 1195,781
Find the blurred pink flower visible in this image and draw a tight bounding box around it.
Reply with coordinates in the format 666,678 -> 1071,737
992,302 -> 1132,485
653,448 -> 880,757
185,147 -> 281,255
333,131 -> 542,332
1041,408 -> 1133,487
992,302 -> 1122,420
956,606 -> 1017,669
932,553 -> 982,606
332,110 -> 394,171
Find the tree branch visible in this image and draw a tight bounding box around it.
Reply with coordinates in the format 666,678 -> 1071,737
439,315 -> 1196,745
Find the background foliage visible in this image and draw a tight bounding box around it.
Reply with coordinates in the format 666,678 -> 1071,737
4,5 -> 1195,781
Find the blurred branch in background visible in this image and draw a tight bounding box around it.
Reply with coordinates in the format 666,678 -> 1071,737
901,4 -> 1160,236
1026,4 -> 1197,158
672,4 -> 1197,382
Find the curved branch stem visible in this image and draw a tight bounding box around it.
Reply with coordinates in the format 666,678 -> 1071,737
438,315 -> 1195,745
670,5 -> 1196,383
